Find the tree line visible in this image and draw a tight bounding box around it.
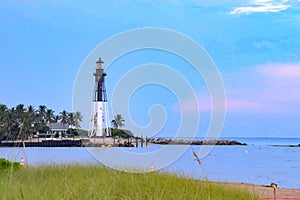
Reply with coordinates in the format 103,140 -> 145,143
0,103 -> 82,141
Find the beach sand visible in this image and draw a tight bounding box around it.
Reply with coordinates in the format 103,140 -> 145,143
218,182 -> 300,198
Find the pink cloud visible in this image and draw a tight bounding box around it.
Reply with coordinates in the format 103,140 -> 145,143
173,62 -> 300,115
256,63 -> 300,101
225,98 -> 265,113
257,63 -> 300,78
172,95 -> 265,114
239,63 -> 300,113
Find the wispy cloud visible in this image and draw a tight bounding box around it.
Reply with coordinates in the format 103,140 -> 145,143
174,62 -> 300,114
241,63 -> 300,113
257,63 -> 300,78
226,98 -> 265,112
172,94 -> 265,114
256,63 -> 300,102
230,0 -> 290,15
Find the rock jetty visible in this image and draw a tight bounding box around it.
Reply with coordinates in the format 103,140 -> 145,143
147,138 -> 246,145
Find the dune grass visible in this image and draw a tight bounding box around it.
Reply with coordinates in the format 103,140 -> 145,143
0,165 -> 258,200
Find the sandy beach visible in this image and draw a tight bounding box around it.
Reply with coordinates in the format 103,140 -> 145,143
219,182 -> 300,198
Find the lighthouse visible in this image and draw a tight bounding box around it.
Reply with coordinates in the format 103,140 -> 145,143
89,58 -> 111,137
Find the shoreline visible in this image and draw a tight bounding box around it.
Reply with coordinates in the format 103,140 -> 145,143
0,137 -> 247,147
216,181 -> 300,198
272,144 -> 300,147
147,137 -> 247,145
1,137 -> 300,147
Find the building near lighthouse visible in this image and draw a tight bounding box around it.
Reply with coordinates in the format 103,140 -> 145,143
89,58 -> 111,137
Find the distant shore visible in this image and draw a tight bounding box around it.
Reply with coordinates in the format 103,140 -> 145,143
2,137 -> 300,147
272,144 -> 300,147
147,137 -> 247,145
0,137 -> 247,147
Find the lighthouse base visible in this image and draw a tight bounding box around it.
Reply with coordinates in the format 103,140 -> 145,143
89,101 -> 110,137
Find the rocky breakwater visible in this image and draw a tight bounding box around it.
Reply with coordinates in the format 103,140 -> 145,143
147,138 -> 246,146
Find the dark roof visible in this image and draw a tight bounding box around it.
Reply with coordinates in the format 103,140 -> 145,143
48,122 -> 69,130
96,57 -> 104,64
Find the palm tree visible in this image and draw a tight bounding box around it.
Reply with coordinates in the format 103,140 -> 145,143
68,112 -> 75,127
27,105 -> 36,126
20,111 -> 33,140
54,115 -> 59,123
15,104 -> 26,113
37,105 -> 47,124
14,104 -> 28,139
59,110 -> 68,125
0,104 -> 8,113
45,109 -> 54,124
0,104 -> 8,126
111,114 -> 125,129
74,111 -> 83,129
15,104 -> 26,124
3,109 -> 18,140
0,104 -> 8,141
27,105 -> 35,114
23,105 -> 36,139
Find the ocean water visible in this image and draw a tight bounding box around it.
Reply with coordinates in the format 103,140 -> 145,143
0,137 -> 299,189
222,137 -> 300,146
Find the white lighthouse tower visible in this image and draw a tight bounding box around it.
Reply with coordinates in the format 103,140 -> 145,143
89,58 -> 111,138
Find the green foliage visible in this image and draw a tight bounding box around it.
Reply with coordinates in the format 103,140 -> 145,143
76,129 -> 88,137
0,158 -> 21,171
111,114 -> 125,129
59,110 -> 68,125
66,128 -> 79,137
0,103 -> 83,140
111,128 -> 133,138
0,165 -> 258,200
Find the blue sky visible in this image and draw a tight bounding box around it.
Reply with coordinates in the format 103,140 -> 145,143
1,0 -> 300,138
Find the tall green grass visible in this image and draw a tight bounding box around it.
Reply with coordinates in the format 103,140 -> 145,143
0,165 -> 258,200
0,158 -> 21,171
